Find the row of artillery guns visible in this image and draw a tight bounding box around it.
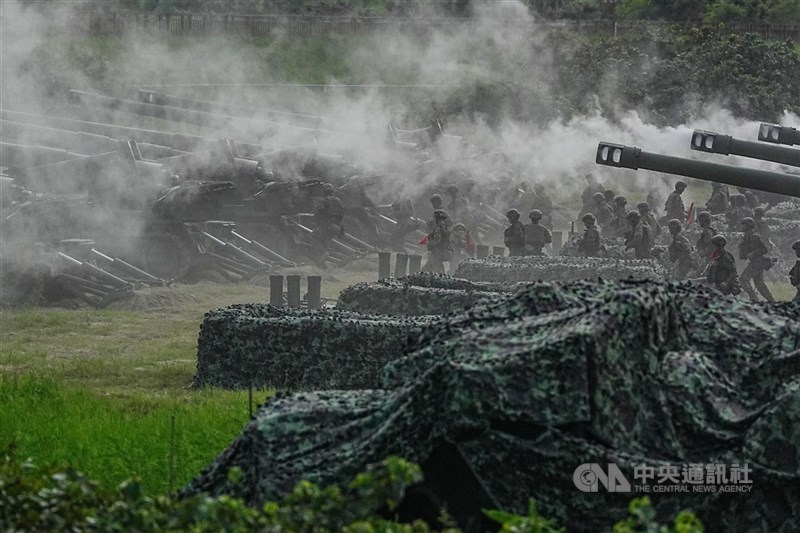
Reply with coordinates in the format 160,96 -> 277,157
0,90 -> 438,305
596,122 -> 800,264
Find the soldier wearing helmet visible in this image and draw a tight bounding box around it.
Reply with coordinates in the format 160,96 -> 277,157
726,193 -> 753,231
312,183 -> 345,266
422,209 -> 452,273
579,173 -> 604,220
790,240 -> 800,301
624,210 -> 653,259
664,181 -> 687,223
530,184 -> 554,229
705,234 -> 741,295
695,211 -> 717,266
578,213 -> 602,257
504,208 -> 526,256
446,183 -> 470,224
636,202 -> 661,239
738,217 -> 775,302
706,182 -> 730,215
610,195 -> 629,238
667,218 -> 696,280
427,194 -> 444,234
753,206 -> 771,241
592,191 -> 614,231
524,209 -> 552,256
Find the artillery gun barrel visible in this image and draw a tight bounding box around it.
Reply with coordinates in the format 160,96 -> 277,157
691,129 -> 800,168
202,231 -> 266,267
230,230 -> 295,266
0,141 -> 92,167
58,251 -> 132,288
0,119 -> 120,154
758,123 -> 800,146
90,249 -> 163,284
595,142 -> 800,198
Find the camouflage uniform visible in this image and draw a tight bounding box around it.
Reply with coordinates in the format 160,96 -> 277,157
609,196 -> 628,238
448,223 -> 471,275
530,185 -> 553,229
504,212 -> 526,257
446,186 -> 471,224
726,195 -> 753,231
664,182 -> 686,223
705,183 -> 729,215
423,211 -> 452,273
577,215 -> 602,257
667,221 -> 695,281
738,222 -> 775,302
579,175 -> 604,220
753,207 -> 771,241
524,211 -> 552,256
592,193 -> 614,233
625,213 -> 653,259
695,218 -> 717,266
637,202 -> 661,240
706,247 -> 740,295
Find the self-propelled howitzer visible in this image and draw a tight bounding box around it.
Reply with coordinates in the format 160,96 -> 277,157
595,142 -> 800,198
691,129 -> 800,168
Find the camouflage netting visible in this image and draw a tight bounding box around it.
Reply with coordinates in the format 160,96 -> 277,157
185,280 -> 800,531
454,255 -> 667,282
193,304 -> 438,390
768,201 -> 800,221
336,272 -> 516,315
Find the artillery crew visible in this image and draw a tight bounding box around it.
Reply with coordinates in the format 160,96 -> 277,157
738,217 -> 775,302
524,209 -> 552,256
530,184 -> 553,229
624,210 -> 653,259
580,173 -> 604,219
446,184 -> 471,224
504,208 -> 526,256
753,206 -> 771,241
706,182 -> 730,215
705,234 -> 741,295
667,219 -> 696,280
637,202 -> 661,239
726,194 -> 753,231
423,209 -> 452,273
664,181 -> 687,223
695,211 -> 717,265
610,196 -> 629,238
592,192 -> 614,232
790,240 -> 800,301
578,213 -> 602,257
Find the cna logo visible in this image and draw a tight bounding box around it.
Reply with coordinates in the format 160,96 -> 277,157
573,463 -> 632,493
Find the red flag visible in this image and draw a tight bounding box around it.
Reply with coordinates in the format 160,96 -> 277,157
419,235 -> 429,245
687,202 -> 695,224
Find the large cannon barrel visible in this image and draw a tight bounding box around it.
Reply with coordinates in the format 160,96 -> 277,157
691,129 -> 800,168
596,142 -> 800,198
758,123 -> 800,146
0,141 -> 92,168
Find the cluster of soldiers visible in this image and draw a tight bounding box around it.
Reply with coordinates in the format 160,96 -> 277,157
575,174 -> 797,302
421,185 -> 482,274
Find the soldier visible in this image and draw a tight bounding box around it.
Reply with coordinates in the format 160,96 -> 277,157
610,195 -> 628,238
624,210 -> 653,259
705,234 -> 741,296
504,208 -> 526,257
313,183 -> 345,264
389,197 -> 419,253
695,211 -> 717,265
524,209 -> 552,256
603,189 -> 616,210
446,184 -> 471,223
637,202 -> 661,239
738,217 -> 775,302
753,206 -> 771,241
790,240 -> 800,301
448,222 -> 471,275
580,173 -> 604,219
577,213 -> 602,257
664,181 -> 687,223
530,184 -> 554,229
422,209 -> 452,273
706,182 -> 730,215
667,219 -> 696,280
427,194 -> 444,234
737,187 -> 760,210
726,194 -> 753,231
592,192 -> 614,233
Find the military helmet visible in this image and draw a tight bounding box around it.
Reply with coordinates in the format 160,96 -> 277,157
754,206 -> 765,216
433,209 -> 449,220
636,202 -> 650,212
447,184 -> 460,194
322,183 -> 335,194
582,213 -> 596,224
529,209 -> 543,220
698,210 -> 711,221
615,195 -> 627,205
711,234 -> 727,246
667,218 -> 682,230
627,210 -> 640,220
603,189 -> 615,200
793,240 -> 800,251
733,194 -> 746,205
430,193 -> 442,204
506,208 -> 520,220
741,217 -> 755,229
675,181 -> 687,191
593,192 -> 605,202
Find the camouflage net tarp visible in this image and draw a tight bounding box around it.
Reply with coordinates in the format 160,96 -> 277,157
454,255 -> 667,282
336,272 -> 515,315
192,304 -> 438,390
185,280 -> 800,531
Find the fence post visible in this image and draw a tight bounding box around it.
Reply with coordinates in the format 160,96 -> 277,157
306,276 -> 321,309
492,246 -> 506,257
409,254 -> 423,274
286,275 -> 301,308
269,275 -> 283,306
476,244 -> 490,259
394,253 -> 409,278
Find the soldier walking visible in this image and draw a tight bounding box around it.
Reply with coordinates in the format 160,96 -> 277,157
695,211 -> 717,266
592,192 -> 614,233
524,209 -> 552,256
738,217 -> 775,302
624,211 -> 653,259
610,196 -> 629,238
667,219 -> 696,280
422,209 -> 452,273
705,235 -> 741,295
705,182 -> 730,215
664,181 -> 687,223
504,209 -> 526,257
637,202 -> 661,240
578,213 -> 602,257
790,240 -> 800,301
753,206 -> 772,241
